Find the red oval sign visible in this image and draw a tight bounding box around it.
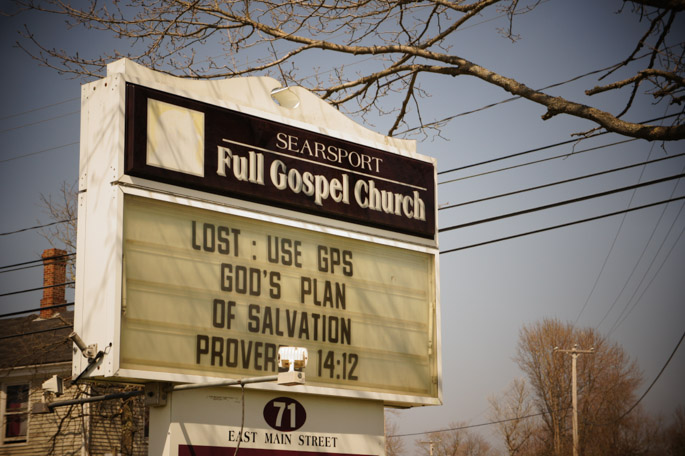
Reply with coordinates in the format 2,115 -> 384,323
263,397 -> 307,432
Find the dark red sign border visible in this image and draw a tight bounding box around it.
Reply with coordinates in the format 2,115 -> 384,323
179,445 -> 376,456
124,83 -> 436,238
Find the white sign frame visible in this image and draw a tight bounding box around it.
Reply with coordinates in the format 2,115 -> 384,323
74,59 -> 441,407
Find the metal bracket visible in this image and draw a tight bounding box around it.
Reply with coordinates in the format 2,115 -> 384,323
83,344 -> 98,360
277,371 -> 305,386
68,331 -> 98,361
145,382 -> 171,407
73,350 -> 105,383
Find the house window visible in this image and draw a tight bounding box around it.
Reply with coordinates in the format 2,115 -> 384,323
2,383 -> 29,445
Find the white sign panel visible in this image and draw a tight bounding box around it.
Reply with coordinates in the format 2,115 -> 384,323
121,195 -> 438,401
149,388 -> 385,456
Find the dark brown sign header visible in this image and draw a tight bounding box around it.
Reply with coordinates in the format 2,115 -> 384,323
125,83 -> 436,238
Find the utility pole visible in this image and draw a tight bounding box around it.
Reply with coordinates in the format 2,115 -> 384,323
418,440 -> 437,456
554,344 -> 594,456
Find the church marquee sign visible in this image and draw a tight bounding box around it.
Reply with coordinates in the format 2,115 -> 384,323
73,59 -> 441,408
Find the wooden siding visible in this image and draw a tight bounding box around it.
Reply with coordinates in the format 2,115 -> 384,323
0,370 -> 148,456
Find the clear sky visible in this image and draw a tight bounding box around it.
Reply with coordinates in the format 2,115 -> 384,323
1,0 -> 683,449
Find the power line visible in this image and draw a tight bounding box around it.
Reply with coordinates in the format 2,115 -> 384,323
0,97 -> 79,121
442,145 -> 684,318
0,282 -> 75,298
440,151 -> 685,210
439,172 -> 685,233
397,63 -> 620,136
389,407 -> 571,438
597,181 -> 685,333
398,44 -> 682,136
596,138 -> 685,333
616,328 -> 685,421
573,141 -> 664,329
0,141 -> 79,164
0,219 -> 76,237
580,325 -> 685,430
573,107 -> 680,330
0,263 -> 45,274
440,132 -> 607,177
439,138 -> 639,185
608,216 -> 685,337
0,253 -> 76,271
0,302 -> 73,319
0,324 -> 73,341
439,195 -> 685,254
437,113 -> 679,178
0,110 -> 79,134
389,413 -> 542,437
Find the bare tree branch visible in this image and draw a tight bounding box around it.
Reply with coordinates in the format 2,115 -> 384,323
388,71 -> 419,136
38,180 -> 77,281
627,0 -> 685,12
10,0 -> 685,141
587,69 -> 685,96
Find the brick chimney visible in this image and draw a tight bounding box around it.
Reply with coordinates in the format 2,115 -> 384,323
40,248 -> 67,319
